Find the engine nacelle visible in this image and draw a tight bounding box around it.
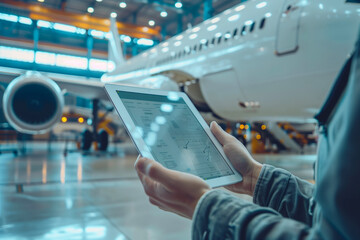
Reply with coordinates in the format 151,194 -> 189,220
2,71 -> 64,134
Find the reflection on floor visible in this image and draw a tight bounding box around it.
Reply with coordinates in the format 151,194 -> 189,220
0,142 -> 316,240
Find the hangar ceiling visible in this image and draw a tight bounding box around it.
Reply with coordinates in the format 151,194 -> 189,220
4,0 -> 243,37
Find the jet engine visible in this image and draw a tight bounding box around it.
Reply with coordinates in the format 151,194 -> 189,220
2,71 -> 64,134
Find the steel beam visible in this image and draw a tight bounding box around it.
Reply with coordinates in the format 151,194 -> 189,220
1,0 -> 161,39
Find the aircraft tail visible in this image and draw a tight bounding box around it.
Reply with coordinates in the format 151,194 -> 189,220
108,17 -> 126,67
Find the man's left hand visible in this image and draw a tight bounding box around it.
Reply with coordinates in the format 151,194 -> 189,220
135,156 -> 211,219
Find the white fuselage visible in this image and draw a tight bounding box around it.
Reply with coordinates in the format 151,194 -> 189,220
102,0 -> 360,122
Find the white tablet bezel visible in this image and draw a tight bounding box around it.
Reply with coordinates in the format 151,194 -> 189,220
105,84 -> 242,188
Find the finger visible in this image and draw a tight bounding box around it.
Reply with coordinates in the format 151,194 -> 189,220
137,170 -> 176,201
136,157 -> 177,188
210,121 -> 234,146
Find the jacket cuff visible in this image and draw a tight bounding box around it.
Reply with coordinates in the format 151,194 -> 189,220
253,164 -> 291,207
191,189 -> 251,240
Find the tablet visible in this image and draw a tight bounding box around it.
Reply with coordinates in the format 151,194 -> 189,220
105,84 -> 242,188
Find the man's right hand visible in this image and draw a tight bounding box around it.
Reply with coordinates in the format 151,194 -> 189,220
210,121 -> 262,196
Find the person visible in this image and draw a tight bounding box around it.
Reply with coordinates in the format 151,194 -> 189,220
134,30 -> 360,239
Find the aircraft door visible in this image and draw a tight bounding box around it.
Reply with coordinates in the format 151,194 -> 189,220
199,68 -> 246,121
276,0 -> 303,55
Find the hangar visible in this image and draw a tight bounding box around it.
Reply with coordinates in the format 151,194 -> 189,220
0,0 -> 359,239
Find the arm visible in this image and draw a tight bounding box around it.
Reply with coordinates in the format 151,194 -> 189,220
254,164 -> 315,224
192,189 -> 317,240
210,122 -> 315,224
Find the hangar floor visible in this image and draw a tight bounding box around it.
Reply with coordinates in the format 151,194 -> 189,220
0,142 -> 316,240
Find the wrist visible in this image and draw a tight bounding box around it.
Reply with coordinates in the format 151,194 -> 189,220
250,163 -> 262,196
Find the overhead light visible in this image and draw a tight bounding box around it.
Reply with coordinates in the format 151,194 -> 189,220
111,12 -> 117,18
175,1 -> 182,8
192,26 -> 200,32
137,38 -> 154,46
96,0 -> 102,2
160,11 -> 168,17
37,0 -> 45,2
148,20 -> 155,26
228,14 -> 239,22
207,25 -> 217,31
189,34 -> 197,39
256,2 -> 267,9
122,35 -> 132,43
211,17 -> 220,23
87,7 -> 94,13
235,5 -> 245,12
119,2 -> 127,8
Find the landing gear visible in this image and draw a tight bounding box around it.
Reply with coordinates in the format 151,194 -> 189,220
98,129 -> 109,151
78,99 -> 112,153
81,128 -> 109,152
81,129 -> 92,151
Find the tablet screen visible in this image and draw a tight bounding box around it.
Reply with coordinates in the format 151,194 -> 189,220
116,90 -> 234,180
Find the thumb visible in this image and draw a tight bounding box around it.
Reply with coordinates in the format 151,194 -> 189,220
210,121 -> 233,146
136,157 -> 176,187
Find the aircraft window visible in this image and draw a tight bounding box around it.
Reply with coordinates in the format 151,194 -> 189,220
259,18 -> 266,29
250,22 -> 256,33
233,28 -> 238,38
241,25 -> 246,36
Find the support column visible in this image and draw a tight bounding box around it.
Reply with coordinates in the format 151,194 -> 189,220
161,25 -> 167,41
86,30 -> 93,77
92,99 -> 99,143
203,0 -> 213,20
33,20 -> 39,70
177,13 -> 183,34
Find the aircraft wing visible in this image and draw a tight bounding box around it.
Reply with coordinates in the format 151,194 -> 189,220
0,66 -> 107,100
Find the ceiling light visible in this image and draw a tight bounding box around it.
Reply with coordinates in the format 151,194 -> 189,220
87,7 -> 94,13
111,12 -> 117,18
119,2 -> 127,8
148,20 -> 155,26
160,11 -> 168,17
235,5 -> 245,12
37,0 -> 45,2
256,2 -> 267,9
96,0 -> 102,2
175,1 -> 182,8
211,17 -> 220,23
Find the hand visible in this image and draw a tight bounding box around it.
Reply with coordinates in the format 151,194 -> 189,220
135,156 -> 211,219
210,121 -> 262,196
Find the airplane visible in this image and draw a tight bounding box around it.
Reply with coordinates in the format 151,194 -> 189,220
1,0 -> 359,151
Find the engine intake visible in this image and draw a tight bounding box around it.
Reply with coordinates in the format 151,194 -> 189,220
3,71 -> 64,134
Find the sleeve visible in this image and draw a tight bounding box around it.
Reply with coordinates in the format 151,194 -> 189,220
192,189 -> 319,240
253,164 -> 315,224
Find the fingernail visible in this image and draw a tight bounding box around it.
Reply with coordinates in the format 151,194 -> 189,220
145,162 -> 152,176
134,155 -> 141,167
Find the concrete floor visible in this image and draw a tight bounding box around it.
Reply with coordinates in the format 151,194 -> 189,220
0,142 -> 316,240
